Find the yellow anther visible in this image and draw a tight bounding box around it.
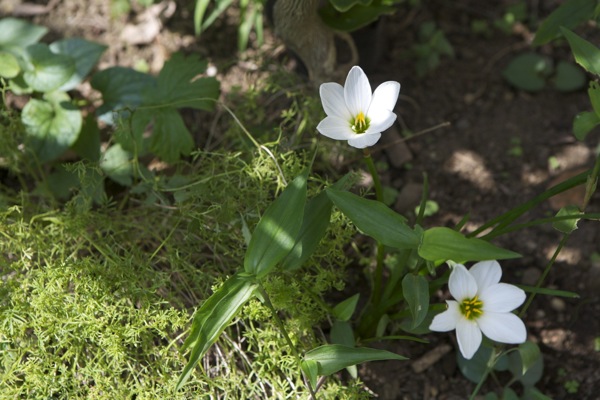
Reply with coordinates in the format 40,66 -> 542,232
352,112 -> 367,133
461,296 -> 484,320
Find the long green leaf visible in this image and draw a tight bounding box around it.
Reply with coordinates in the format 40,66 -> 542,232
193,0 -> 211,35
419,227 -> 520,263
302,344 -> 407,377
326,189 -> 419,249
244,171 -> 308,278
280,190 -> 332,271
533,0 -> 595,45
561,27 -> 600,76
177,273 -> 258,390
402,274 -> 429,329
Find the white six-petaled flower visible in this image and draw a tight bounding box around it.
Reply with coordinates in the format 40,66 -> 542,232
316,66 -> 400,149
429,260 -> 527,360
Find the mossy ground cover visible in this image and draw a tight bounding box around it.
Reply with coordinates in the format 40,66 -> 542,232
0,100 -> 366,398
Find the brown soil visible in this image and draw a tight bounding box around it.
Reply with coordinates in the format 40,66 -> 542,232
6,0 -> 599,398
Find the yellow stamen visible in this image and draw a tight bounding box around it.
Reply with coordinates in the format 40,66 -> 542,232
353,112 -> 367,133
461,296 -> 483,320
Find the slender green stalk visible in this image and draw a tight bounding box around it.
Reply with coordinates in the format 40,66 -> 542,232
520,234 -> 570,317
469,347 -> 498,400
363,150 -> 385,305
258,284 -> 317,400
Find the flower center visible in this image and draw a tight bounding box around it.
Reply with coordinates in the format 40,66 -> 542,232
351,112 -> 369,134
460,296 -> 483,320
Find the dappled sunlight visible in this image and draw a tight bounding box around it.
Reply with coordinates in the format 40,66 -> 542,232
444,149 -> 495,191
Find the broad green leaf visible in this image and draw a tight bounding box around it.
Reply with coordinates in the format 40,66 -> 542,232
418,227 -> 521,263
508,347 -> 544,387
326,189 -> 420,249
319,4 -> 394,32
143,52 -> 219,110
502,53 -> 552,92
572,111 -> 600,141
21,91 -> 82,162
148,108 -> 195,163
523,387 -> 553,400
552,205 -> 581,233
502,387 -> 519,400
402,274 -> 429,329
533,0 -> 595,45
301,359 -> 319,390
281,190 -> 333,271
46,165 -> 81,200
328,0 -> 373,12
330,320 -> 358,379
518,341 -> 541,376
331,320 -> 355,347
561,27 -> 600,76
244,171 -> 308,278
177,273 -> 258,390
22,44 -> 75,92
302,344 -> 406,377
457,345 -> 493,383
100,144 -> 133,186
552,61 -> 586,92
50,38 -> 107,91
91,66 -> 156,123
72,114 -> 101,161
0,51 -> 20,78
0,18 -> 47,52
332,293 -> 360,322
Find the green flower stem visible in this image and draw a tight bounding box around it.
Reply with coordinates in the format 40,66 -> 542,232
583,152 -> 600,210
363,150 -> 383,202
363,150 -> 385,306
257,284 -> 317,399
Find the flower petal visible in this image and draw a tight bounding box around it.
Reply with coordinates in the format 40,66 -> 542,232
320,82 -> 352,120
344,66 -> 372,116
429,300 -> 460,332
479,283 -> 526,313
477,311 -> 527,344
365,109 -> 396,135
449,264 -> 478,301
456,318 -> 482,360
469,260 -> 502,292
369,81 -> 400,112
317,116 -> 356,140
347,133 -> 381,148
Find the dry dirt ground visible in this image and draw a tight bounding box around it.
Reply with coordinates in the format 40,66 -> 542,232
3,0 -> 599,398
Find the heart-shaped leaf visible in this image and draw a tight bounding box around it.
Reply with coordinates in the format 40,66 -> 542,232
22,44 -> 75,92
21,91 -> 82,162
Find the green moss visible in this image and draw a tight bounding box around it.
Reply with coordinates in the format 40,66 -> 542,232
0,139 -> 361,397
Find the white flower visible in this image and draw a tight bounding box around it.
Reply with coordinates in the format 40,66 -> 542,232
429,260 -> 527,360
316,66 -> 400,149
